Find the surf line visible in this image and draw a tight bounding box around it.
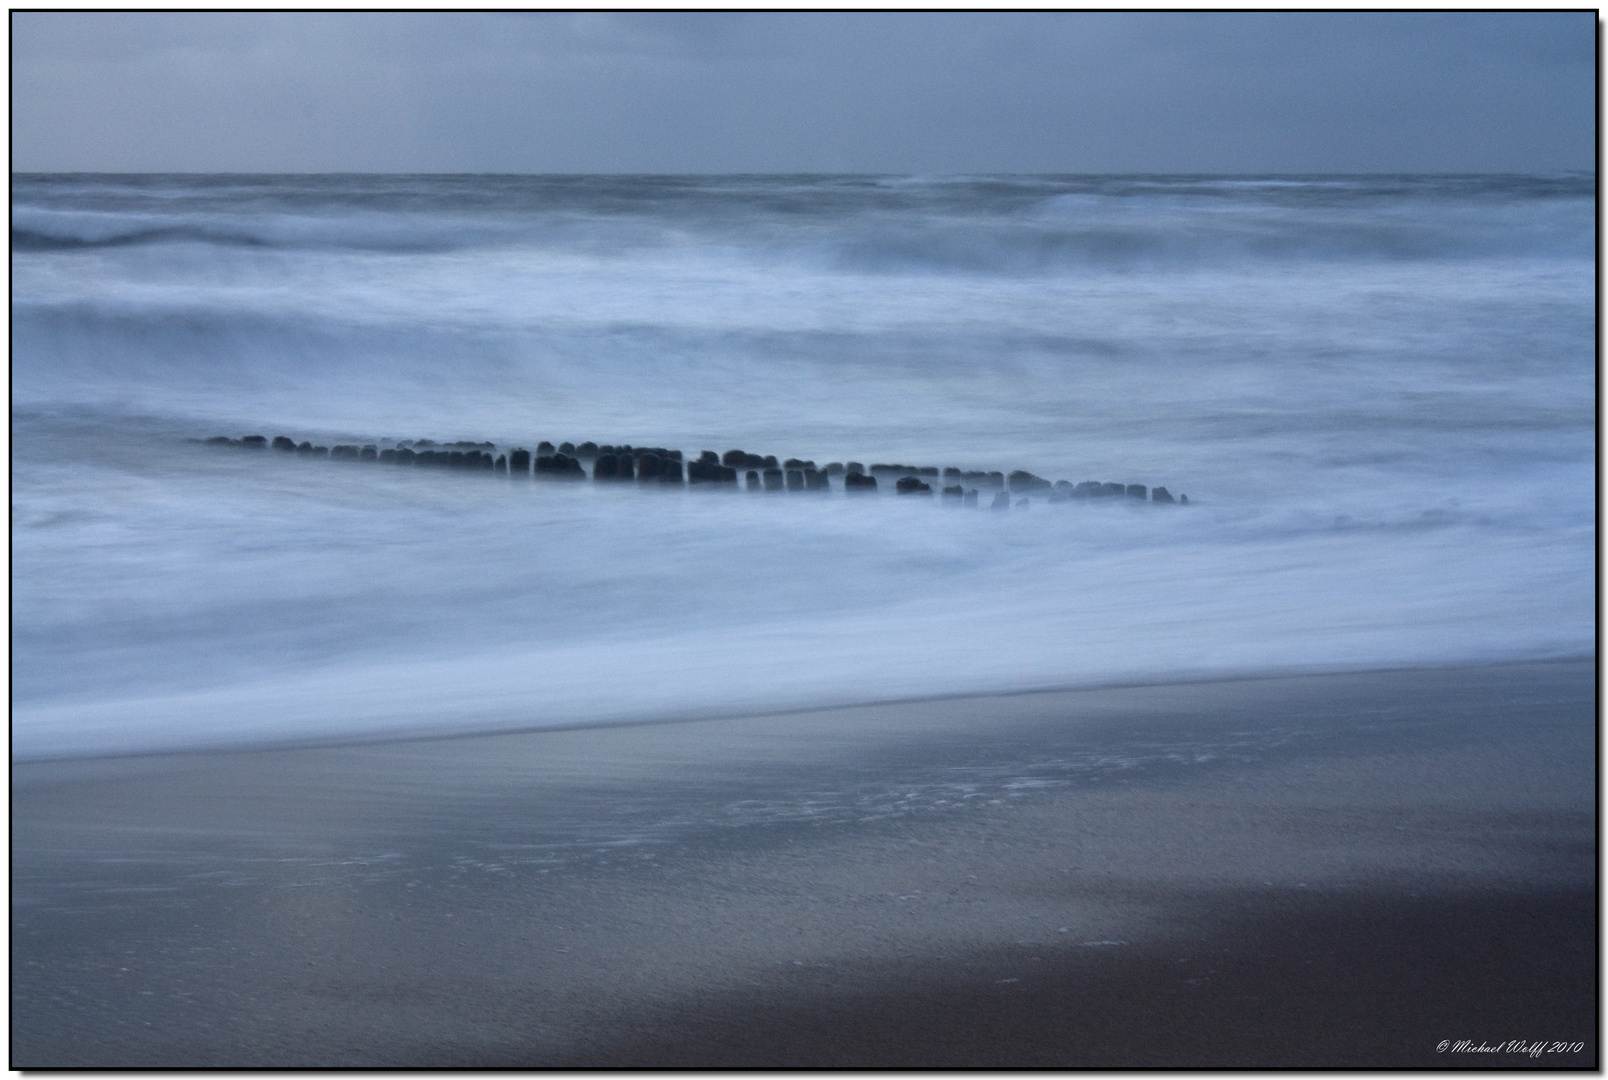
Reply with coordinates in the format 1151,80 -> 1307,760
195,434 -> 1188,508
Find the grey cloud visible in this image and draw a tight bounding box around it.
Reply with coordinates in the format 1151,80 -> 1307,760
11,11 -> 1594,173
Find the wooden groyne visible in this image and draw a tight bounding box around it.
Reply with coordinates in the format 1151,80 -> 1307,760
196,434 -> 1188,506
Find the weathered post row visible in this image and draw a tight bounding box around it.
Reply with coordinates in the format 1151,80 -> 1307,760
197,434 -> 1188,506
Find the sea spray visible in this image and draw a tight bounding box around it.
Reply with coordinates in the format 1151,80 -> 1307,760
12,173 -> 1593,757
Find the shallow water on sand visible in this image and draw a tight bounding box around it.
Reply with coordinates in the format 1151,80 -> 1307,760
12,663 -> 1595,1066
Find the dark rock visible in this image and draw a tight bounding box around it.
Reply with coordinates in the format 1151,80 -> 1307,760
763,468 -> 785,492
845,462 -> 865,475
577,442 -> 598,456
558,442 -> 576,455
746,470 -> 761,491
415,439 -> 438,447
844,472 -> 878,492
535,453 -> 585,478
825,462 -> 845,476
896,476 -> 933,496
804,468 -> 830,491
784,458 -> 816,471
723,450 -> 771,469
1074,481 -> 1103,498
632,452 -> 683,482
786,469 -> 804,492
1180,494 -> 1189,505
495,454 -> 507,473
330,445 -> 360,460
1151,486 -> 1175,504
943,468 -> 961,483
688,460 -> 738,484
242,435 -> 267,448
1102,482 -> 1126,498
537,441 -> 555,454
509,449 -> 531,474
205,436 -> 234,445
1127,484 -> 1147,499
395,448 -> 415,465
310,446 -> 329,457
617,454 -> 635,480
762,456 -> 778,469
698,450 -> 719,465
296,441 -> 314,455
941,484 -> 964,504
272,436 -> 297,452
361,445 -> 378,461
593,453 -> 619,480
1008,470 -> 1052,493
991,491 -> 1011,511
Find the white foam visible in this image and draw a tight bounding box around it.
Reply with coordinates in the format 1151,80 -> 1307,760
11,175 -> 1594,757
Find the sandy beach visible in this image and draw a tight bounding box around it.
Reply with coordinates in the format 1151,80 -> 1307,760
12,660 -> 1595,1067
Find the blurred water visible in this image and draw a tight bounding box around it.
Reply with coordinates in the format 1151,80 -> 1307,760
12,174 -> 1595,757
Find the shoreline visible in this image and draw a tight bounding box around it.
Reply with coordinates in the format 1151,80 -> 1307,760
13,659 -> 1596,1067
14,652 -> 1592,766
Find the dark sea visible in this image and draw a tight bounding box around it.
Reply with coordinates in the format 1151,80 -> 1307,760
11,173 -> 1594,758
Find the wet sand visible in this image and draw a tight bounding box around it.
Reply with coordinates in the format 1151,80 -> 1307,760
11,660 -> 1596,1067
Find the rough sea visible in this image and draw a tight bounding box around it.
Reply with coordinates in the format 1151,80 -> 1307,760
11,173 -> 1595,759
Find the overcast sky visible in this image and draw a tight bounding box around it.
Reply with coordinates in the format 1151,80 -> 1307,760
11,11 -> 1596,174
